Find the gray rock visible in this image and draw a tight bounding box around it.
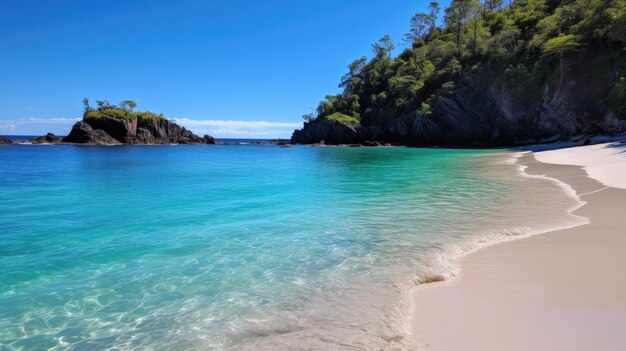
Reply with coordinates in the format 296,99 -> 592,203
202,135 -> 216,144
577,135 -> 592,146
291,119 -> 360,144
63,122 -> 121,144
538,134 -> 561,144
28,133 -> 62,144
64,117 -> 214,145
290,74 -> 626,146
0,135 -> 12,145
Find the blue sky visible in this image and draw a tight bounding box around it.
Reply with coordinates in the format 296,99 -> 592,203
0,0 -> 444,138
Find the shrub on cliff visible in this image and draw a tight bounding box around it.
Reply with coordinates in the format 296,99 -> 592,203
324,112 -> 359,125
82,98 -> 165,121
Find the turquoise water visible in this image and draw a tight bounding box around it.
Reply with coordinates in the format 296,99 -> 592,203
0,144 -> 582,350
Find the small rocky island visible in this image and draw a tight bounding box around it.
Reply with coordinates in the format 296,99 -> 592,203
0,99 -> 216,145
63,99 -> 215,145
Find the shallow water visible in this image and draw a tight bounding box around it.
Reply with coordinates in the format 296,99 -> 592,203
0,144 -> 584,350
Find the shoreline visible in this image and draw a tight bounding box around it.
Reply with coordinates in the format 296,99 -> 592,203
410,142 -> 626,350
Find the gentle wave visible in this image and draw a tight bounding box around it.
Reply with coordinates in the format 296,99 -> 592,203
0,146 -> 587,350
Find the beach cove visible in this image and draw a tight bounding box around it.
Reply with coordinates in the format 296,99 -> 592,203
0,141 -> 602,350
412,140 -> 626,351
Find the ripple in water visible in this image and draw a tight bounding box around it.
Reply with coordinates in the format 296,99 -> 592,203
0,145 -> 584,350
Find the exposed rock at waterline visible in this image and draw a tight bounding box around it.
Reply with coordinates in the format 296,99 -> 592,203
63,122 -> 121,144
0,135 -> 12,145
291,77 -> 626,147
29,133 -> 62,144
64,117 -> 216,145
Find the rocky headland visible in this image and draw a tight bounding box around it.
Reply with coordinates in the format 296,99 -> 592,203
291,76 -> 626,147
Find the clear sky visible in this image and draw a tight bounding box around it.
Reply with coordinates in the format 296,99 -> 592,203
0,0 -> 445,138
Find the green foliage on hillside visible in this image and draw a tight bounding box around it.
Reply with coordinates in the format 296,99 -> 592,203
81,98 -> 165,120
304,0 -> 626,123
324,112 -> 360,125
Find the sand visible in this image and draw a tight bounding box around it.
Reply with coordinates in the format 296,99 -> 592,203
411,142 -> 626,351
534,140 -> 626,189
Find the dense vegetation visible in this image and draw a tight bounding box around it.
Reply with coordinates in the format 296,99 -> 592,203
303,0 -> 626,125
81,98 -> 165,120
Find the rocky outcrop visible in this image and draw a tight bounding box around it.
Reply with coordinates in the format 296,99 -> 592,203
0,135 -> 12,145
83,117 -> 137,143
29,133 -> 62,144
291,119 -> 362,144
291,77 -> 626,147
63,122 -> 121,144
63,117 -> 215,145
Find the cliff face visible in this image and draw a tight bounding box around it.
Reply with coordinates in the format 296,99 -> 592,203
292,77 -> 626,146
63,117 -> 215,145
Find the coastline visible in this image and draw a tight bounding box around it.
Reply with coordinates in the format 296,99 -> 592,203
410,141 -> 626,350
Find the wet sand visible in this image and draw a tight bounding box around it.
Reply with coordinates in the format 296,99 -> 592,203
411,143 -> 626,351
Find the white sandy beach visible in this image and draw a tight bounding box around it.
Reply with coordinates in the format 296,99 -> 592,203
411,140 -> 626,350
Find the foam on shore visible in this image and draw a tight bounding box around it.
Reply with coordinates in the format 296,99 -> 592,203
411,144 -> 626,351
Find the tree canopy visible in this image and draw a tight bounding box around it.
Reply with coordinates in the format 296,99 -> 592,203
81,99 -> 165,120
302,0 -> 626,125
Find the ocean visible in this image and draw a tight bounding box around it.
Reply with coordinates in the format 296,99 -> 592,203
0,143 -> 584,350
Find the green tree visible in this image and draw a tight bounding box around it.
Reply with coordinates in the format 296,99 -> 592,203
542,34 -> 582,86
428,2 -> 441,30
340,57 -> 367,93
82,98 -> 91,114
445,0 -> 480,55
119,100 -> 138,111
372,35 -> 395,59
467,14 -> 490,58
404,13 -> 433,44
482,0 -> 503,11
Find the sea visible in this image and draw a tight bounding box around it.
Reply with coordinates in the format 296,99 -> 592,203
0,141 -> 585,350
